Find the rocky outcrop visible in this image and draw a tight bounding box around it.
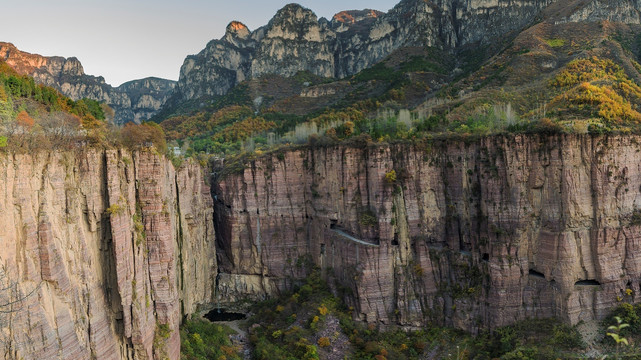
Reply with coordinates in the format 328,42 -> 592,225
175,0 -> 554,101
559,0 -> 641,24
0,149 -> 214,359
214,135 -> 641,331
0,42 -> 175,124
117,78 -> 177,123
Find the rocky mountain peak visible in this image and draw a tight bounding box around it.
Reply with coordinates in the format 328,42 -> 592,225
332,9 -> 383,25
275,3 -> 315,20
60,57 -> 84,76
266,3 -> 323,41
225,21 -> 250,39
170,0 -> 566,104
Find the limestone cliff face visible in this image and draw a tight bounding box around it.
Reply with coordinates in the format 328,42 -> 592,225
214,135 -> 641,331
175,0 -> 553,101
560,0 -> 641,24
0,42 -> 175,124
117,78 -> 177,124
0,149 -> 214,359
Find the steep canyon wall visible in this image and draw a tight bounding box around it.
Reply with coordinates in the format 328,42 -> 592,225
0,150 -> 214,359
4,134 -> 641,358
214,135 -> 641,332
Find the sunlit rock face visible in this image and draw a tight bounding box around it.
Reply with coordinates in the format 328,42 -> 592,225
175,0 -> 555,101
0,42 -> 175,124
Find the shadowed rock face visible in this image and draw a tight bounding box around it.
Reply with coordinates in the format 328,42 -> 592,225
0,42 -> 175,124
175,0 -> 555,101
0,150 -> 214,359
213,135 -> 641,331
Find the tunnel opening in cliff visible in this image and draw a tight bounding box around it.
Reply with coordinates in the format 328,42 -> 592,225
575,280 -> 601,286
204,309 -> 246,322
528,269 -> 545,279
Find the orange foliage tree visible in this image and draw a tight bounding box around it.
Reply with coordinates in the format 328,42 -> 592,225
16,110 -> 34,129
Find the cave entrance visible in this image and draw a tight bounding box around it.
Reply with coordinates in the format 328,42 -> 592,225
391,233 -> 399,246
575,279 -> 601,286
528,269 -> 545,279
204,309 -> 246,322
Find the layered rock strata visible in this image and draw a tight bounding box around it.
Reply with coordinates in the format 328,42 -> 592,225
0,149 -> 214,359
214,135 -> 641,331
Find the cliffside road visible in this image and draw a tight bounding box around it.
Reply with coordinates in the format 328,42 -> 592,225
330,228 -> 379,247
216,136 -> 641,331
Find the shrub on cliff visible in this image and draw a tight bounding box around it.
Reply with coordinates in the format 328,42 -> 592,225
121,122 -> 167,153
180,319 -> 241,360
604,303 -> 641,338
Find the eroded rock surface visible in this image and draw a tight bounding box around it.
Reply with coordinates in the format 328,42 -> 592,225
0,149 -> 214,359
214,135 -> 641,331
176,0 -> 554,100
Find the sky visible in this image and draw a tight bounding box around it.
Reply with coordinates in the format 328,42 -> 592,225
1,0 -> 399,87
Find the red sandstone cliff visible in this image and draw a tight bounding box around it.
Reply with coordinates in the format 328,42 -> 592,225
0,149 -> 214,359
214,135 -> 641,332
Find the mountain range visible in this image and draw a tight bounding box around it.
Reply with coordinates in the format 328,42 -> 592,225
5,1 -> 641,359
0,42 -> 175,124
6,0 -> 641,129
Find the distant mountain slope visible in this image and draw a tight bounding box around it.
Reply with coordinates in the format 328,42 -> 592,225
0,42 -> 175,124
157,0 -> 641,156
173,0 -> 554,103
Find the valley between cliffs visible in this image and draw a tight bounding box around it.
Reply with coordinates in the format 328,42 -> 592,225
3,134 -> 641,359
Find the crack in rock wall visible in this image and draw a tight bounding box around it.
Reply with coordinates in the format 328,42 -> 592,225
0,149 -> 214,359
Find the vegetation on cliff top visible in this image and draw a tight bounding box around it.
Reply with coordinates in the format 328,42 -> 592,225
154,20 -> 641,163
7,12 -> 641,165
0,59 -> 167,153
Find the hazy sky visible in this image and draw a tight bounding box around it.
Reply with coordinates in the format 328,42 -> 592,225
2,0 -> 399,87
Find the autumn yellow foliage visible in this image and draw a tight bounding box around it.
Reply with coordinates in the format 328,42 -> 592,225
548,57 -> 641,125
550,57 -> 624,88
317,337 -> 330,348
212,116 -> 276,143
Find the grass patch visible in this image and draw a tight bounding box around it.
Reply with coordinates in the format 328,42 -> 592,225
180,319 -> 241,360
545,38 -> 566,48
